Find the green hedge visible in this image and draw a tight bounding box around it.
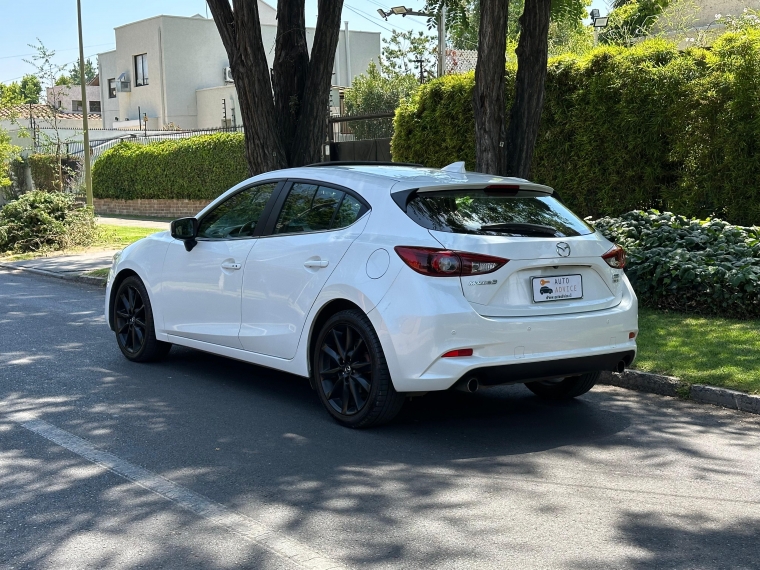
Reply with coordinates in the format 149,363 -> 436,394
92,133 -> 248,200
28,154 -> 81,192
393,31 -> 760,226
591,210 -> 760,318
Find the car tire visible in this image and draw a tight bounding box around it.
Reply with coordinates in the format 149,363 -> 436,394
113,276 -> 171,363
313,309 -> 404,428
525,371 -> 600,400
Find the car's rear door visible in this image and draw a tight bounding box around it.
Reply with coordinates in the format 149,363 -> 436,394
238,180 -> 370,359
160,181 -> 281,348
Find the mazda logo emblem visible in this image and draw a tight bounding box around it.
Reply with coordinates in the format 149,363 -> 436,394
556,242 -> 571,257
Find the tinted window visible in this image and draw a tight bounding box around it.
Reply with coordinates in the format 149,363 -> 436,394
275,184 -> 365,234
198,182 -> 277,239
334,194 -> 364,229
405,190 -> 593,237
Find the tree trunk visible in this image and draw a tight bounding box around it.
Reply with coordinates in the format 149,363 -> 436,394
207,0 -> 343,173
289,0 -> 344,166
505,0 -> 551,178
272,1 -> 309,164
207,0 -> 287,174
472,0 -> 508,175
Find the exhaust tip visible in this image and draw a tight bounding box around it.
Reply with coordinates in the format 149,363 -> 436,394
616,360 -> 626,374
454,377 -> 480,393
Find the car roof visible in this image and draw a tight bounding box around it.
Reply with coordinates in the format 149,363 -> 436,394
262,164 -> 554,194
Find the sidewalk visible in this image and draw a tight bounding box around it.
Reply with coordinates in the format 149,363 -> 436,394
0,249 -> 119,286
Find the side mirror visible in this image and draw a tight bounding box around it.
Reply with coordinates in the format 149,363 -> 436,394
170,217 -> 198,251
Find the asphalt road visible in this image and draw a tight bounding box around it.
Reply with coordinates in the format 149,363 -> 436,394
1,268 -> 759,570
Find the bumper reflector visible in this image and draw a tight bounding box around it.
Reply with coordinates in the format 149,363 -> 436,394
442,349 -> 474,358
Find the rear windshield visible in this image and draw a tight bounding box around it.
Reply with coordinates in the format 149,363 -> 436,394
403,190 -> 593,237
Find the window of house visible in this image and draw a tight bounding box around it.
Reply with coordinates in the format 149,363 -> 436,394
89,101 -> 101,113
134,53 -> 148,87
72,100 -> 83,112
108,78 -> 116,98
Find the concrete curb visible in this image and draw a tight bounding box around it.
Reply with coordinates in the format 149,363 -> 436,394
0,262 -> 107,287
599,369 -> 760,415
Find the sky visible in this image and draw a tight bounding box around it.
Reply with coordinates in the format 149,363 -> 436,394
0,0 -> 607,86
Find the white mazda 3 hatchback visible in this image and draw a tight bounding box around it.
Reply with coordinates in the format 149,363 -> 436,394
106,162 -> 638,427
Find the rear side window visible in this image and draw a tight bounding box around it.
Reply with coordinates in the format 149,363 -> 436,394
274,183 -> 367,235
404,190 -> 593,237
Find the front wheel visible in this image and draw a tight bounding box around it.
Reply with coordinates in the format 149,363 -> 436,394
313,309 -> 404,428
525,371 -> 600,400
113,276 -> 171,363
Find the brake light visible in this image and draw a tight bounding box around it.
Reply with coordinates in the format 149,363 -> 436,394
602,244 -> 626,269
394,246 -> 508,277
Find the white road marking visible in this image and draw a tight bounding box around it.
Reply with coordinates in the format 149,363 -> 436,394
20,418 -> 344,570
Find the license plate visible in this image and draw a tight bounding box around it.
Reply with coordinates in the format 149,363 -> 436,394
532,274 -> 583,303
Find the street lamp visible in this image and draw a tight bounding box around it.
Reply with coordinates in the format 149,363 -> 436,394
377,6 -> 447,78
590,9 -> 609,46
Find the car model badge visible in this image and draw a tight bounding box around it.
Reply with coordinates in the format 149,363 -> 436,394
469,279 -> 497,286
556,242 -> 571,257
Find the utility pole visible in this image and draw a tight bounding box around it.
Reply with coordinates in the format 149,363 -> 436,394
77,0 -> 93,207
437,5 -> 446,78
413,58 -> 425,84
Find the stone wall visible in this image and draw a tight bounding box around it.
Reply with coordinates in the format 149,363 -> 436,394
94,198 -> 209,219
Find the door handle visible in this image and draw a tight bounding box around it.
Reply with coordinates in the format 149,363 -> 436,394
221,261 -> 242,270
303,259 -> 329,268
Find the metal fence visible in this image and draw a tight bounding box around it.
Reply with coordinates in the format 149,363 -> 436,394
328,111 -> 396,143
54,125 -> 245,162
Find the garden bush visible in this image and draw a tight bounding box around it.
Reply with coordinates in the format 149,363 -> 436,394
590,210 -> 760,318
28,153 -> 81,192
0,191 -> 97,253
393,31 -> 760,226
92,133 -> 248,201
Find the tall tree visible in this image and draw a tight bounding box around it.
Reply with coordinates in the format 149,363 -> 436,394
505,0 -> 551,176
473,0 -> 509,175
206,0 -> 344,174
428,0 -> 581,177
20,75 -> 42,104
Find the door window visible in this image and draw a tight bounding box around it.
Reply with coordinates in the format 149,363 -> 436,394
274,183 -> 366,235
198,182 -> 277,239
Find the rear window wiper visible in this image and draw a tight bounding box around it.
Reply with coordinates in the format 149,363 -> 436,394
478,222 -> 560,237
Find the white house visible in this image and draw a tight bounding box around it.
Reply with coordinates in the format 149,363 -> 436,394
46,83 -> 102,115
97,1 -> 381,130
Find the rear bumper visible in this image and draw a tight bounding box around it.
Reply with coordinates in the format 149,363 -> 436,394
368,268 -> 638,392
468,350 -> 635,386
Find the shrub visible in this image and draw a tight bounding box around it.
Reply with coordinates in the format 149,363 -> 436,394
344,61 -> 419,139
28,153 -> 81,192
92,133 -> 249,201
591,210 -> 760,318
392,31 -> 760,226
0,191 -> 97,253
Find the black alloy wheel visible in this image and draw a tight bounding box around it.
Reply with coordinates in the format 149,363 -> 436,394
313,309 -> 405,428
115,284 -> 146,355
319,323 -> 373,416
113,276 -> 171,362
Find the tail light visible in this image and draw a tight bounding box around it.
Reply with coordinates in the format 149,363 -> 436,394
602,244 -> 626,269
394,246 -> 508,277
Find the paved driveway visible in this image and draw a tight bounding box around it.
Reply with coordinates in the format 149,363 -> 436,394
1,268 -> 759,569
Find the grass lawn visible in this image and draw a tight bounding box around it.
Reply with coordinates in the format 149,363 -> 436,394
95,224 -> 164,248
84,267 -> 110,278
635,307 -> 760,394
